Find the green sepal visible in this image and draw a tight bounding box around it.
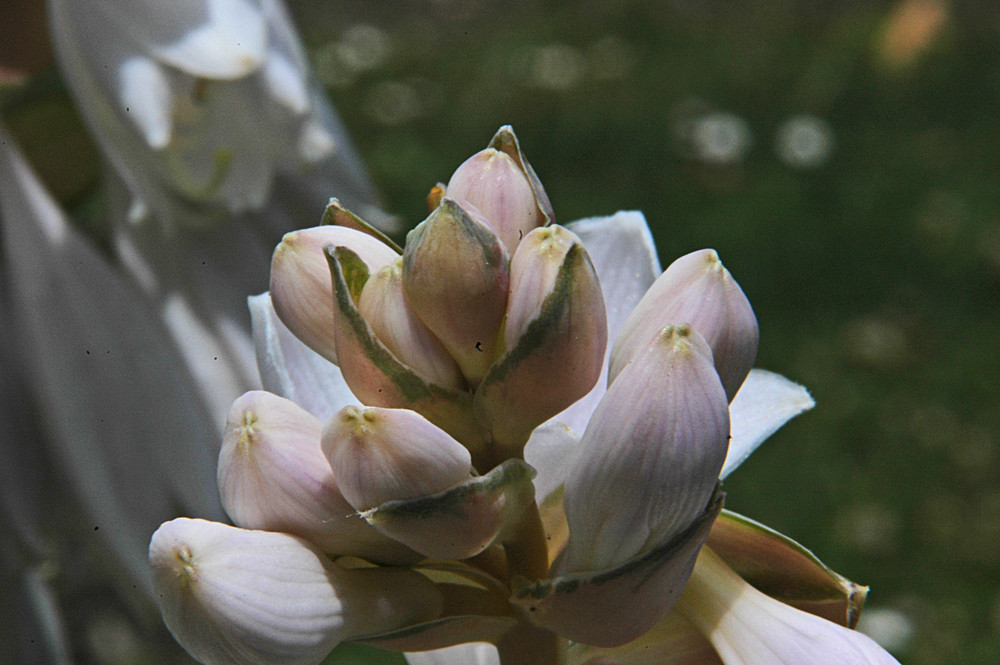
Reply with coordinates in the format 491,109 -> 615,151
707,509 -> 868,628
321,197 -> 402,253
361,460 -> 538,561
487,126 -> 554,227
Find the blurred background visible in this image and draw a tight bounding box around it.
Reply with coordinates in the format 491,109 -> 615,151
2,0 -> 998,664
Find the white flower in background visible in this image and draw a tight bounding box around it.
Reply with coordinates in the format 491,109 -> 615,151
775,114 -> 835,169
150,127 -> 902,665
1,1 -> 386,661
45,0 -> 380,229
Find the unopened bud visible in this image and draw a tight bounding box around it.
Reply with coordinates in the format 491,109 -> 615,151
402,198 -> 510,385
270,226 -> 398,363
217,391 -> 416,563
447,148 -> 543,254
610,249 -> 758,400
322,405 -> 472,511
561,324 -> 729,574
474,226 -> 607,451
359,258 -> 466,391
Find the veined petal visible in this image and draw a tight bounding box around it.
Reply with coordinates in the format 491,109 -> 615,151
322,406 -> 472,511
474,227 -> 607,453
721,369 -> 814,479
217,392 -> 417,564
674,548 -> 901,665
402,198 -> 510,385
610,249 -> 758,401
560,325 -> 729,574
248,293 -> 358,422
555,211 -> 661,433
150,518 -> 443,665
270,225 -> 398,364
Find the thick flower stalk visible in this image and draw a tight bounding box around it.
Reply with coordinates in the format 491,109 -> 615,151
151,127 -> 901,665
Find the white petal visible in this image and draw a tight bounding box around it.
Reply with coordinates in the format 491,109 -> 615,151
323,406 -> 472,511
566,210 -> 661,342
261,49 -> 310,114
57,0 -> 267,79
143,0 -> 267,78
560,326 -> 729,573
249,293 -> 359,422
406,643 -> 500,665
675,548 -> 901,665
118,56 -> 173,148
217,391 -> 417,563
721,369 -> 815,479
150,518 -> 442,665
523,420 -> 582,504
270,225 -> 399,365
0,128 -> 223,593
556,211 -> 661,432
609,249 -> 758,401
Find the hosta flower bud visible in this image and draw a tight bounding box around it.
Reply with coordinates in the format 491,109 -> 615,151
474,226 -> 607,451
560,324 -> 730,574
676,548 -> 901,665
217,391 -> 416,563
322,405 -> 472,511
402,198 -> 510,384
610,249 -> 758,401
270,225 -> 398,363
150,519 -> 442,665
359,258 -> 466,391
447,148 -> 542,254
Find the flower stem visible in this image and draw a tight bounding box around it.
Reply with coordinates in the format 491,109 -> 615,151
496,622 -> 563,665
502,502 -> 549,583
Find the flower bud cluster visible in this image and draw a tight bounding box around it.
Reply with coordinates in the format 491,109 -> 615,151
272,126 -> 606,465
149,126 -> 897,665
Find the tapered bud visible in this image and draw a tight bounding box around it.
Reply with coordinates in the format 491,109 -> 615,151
474,226 -> 607,451
447,148 -> 543,253
322,406 -> 472,511
402,198 -> 509,384
561,324 -> 730,574
358,258 -> 466,392
271,226 -> 398,363
150,519 -> 443,665
676,548 -> 901,665
217,391 -> 416,564
610,249 -> 758,401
